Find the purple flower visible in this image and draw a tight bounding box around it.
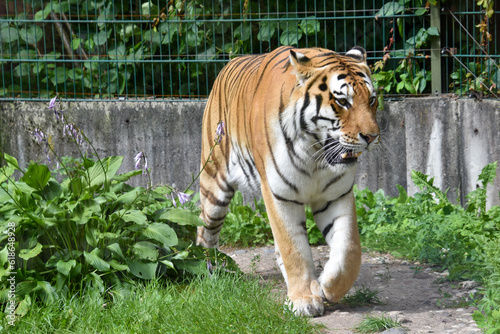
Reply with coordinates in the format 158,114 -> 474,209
48,96 -> 57,110
171,193 -> 177,207
134,152 -> 143,169
216,121 -> 225,143
64,123 -> 83,145
31,128 -> 46,144
177,191 -> 190,205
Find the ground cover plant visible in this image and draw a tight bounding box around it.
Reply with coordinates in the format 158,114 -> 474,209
0,98 -> 323,333
0,272 -> 323,333
355,162 -> 500,333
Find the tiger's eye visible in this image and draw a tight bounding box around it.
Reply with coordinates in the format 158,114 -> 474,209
338,98 -> 347,105
369,96 -> 377,105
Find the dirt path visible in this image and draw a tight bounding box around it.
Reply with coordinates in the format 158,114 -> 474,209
221,245 -> 481,334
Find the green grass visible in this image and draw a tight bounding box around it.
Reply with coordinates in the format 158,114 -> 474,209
2,272 -> 323,334
341,286 -> 382,308
354,314 -> 405,333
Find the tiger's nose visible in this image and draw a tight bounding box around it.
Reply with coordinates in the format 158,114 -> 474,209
360,133 -> 379,144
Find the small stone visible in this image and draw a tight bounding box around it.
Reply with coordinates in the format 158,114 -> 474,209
459,280 -> 479,289
380,329 -> 407,334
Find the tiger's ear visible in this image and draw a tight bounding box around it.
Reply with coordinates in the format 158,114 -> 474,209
289,50 -> 312,85
346,46 -> 367,64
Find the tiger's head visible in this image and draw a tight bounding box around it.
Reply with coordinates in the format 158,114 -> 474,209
281,47 -> 380,167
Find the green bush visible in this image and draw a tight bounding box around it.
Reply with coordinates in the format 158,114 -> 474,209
0,99 -> 233,319
355,161 -> 500,332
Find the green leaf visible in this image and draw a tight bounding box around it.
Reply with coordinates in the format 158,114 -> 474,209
56,259 -> 76,276
93,30 -> 108,46
87,156 -> 124,188
129,260 -> 157,279
112,169 -> 143,183
258,19 -> 277,42
1,27 -> 19,43
174,259 -> 206,275
107,243 -> 125,260
20,164 -> 51,191
43,180 -> 63,201
280,25 -> 302,46
122,209 -> 148,225
4,153 -> 21,170
155,208 -> 204,226
109,260 -> 129,271
376,2 -> 405,17
426,27 -> 440,36
300,18 -> 320,35
15,295 -> 32,317
141,1 -> 159,18
133,241 -> 159,260
142,223 -> 178,246
19,25 -> 44,44
19,243 -> 43,260
478,161 -> 497,187
83,249 -> 110,272
415,8 -> 427,16
50,67 -> 69,85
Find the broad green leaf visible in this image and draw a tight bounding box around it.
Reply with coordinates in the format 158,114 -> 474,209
300,18 -> 320,35
156,208 -> 204,226
85,225 -> 98,247
20,164 -> 51,191
1,27 -> 19,43
50,67 -> 68,85
87,156 -> 124,188
107,243 -> 125,260
142,223 -> 178,246
19,243 -> 43,260
174,259 -> 206,275
133,241 -> 159,260
376,2 -> 405,17
15,295 -> 32,317
112,169 -> 143,183
93,30 -> 109,46
415,8 -> 427,16
83,249 -> 110,272
141,1 -> 159,17
258,19 -> 277,42
427,27 -> 439,36
109,260 -> 129,271
16,281 -> 37,297
280,25 -> 302,46
3,153 -> 20,170
56,259 -> 76,276
129,260 -> 157,279
43,180 -> 62,201
19,25 -> 43,44
122,209 -> 148,225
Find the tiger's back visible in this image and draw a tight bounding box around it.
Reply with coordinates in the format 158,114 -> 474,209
197,46 -> 380,317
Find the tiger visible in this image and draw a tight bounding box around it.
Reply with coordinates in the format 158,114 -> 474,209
196,45 -> 380,317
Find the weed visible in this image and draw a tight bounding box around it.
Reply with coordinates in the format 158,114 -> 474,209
341,286 -> 383,308
354,314 -> 405,333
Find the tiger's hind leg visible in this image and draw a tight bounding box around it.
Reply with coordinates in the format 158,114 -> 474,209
196,170 -> 235,248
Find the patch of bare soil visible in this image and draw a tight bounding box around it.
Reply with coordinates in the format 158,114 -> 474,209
221,245 -> 481,334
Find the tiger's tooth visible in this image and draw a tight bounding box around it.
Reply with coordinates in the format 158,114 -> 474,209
354,152 -> 362,158
341,153 -> 348,159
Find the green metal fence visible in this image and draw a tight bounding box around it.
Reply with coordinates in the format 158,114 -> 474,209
0,0 -> 498,101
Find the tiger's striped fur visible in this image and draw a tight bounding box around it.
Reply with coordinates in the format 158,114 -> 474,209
197,46 -> 380,317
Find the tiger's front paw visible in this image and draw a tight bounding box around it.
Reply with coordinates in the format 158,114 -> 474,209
287,294 -> 325,317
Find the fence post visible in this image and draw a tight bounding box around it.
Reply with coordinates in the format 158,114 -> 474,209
430,3 -> 442,95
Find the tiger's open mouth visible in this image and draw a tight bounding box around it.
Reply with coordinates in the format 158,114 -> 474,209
324,137 -> 363,165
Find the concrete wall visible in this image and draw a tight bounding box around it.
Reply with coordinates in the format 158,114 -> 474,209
1,98 -> 499,208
